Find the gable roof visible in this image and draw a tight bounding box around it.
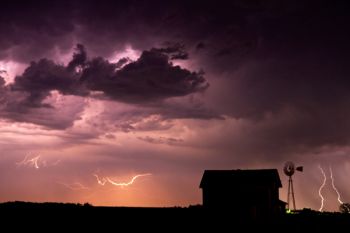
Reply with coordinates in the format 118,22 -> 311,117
199,169 -> 282,188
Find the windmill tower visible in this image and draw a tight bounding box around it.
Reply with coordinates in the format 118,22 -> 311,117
283,161 -> 303,210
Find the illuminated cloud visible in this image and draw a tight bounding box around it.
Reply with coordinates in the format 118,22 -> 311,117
9,43 -> 207,105
1,0 -> 350,211
0,43 -> 209,129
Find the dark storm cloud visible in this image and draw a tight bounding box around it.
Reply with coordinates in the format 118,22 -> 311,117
10,44 -> 207,104
0,76 -> 5,87
203,2 -> 350,155
67,44 -> 87,72
81,48 -> 208,103
11,59 -> 85,108
0,0 -> 75,62
0,44 -> 209,128
153,43 -> 189,60
115,58 -> 132,70
2,0 -> 350,150
0,70 -> 84,129
0,0 -> 268,62
1,1 -> 339,64
0,92 -> 84,130
0,77 -> 7,106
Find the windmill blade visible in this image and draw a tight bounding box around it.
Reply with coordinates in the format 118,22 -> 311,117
284,161 -> 295,176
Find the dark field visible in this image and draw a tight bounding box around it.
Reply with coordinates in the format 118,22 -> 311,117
1,202 -> 349,231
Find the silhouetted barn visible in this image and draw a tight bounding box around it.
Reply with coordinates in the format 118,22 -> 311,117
200,169 -> 285,218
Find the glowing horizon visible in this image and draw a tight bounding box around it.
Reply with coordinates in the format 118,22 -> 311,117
1,1 -> 350,211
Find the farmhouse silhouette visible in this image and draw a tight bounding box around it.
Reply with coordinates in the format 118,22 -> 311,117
200,169 -> 286,219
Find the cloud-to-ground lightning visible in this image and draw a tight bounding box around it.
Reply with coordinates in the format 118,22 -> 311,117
16,154 -> 41,169
329,166 -> 344,205
318,165 -> 327,211
106,174 -> 152,187
58,182 -> 89,190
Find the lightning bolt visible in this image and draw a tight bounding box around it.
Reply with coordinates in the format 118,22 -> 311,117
107,173 -> 151,187
16,154 -> 29,167
58,182 -> 89,190
16,153 -> 61,169
329,166 -> 344,205
318,165 -> 327,211
93,174 -> 107,186
32,156 -> 40,169
16,154 -> 41,169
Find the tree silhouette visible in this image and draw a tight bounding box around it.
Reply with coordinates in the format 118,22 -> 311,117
339,203 -> 350,214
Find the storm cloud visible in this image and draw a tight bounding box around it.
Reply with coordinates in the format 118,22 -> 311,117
1,0 -> 350,210
80,47 -> 208,103
0,43 -> 209,128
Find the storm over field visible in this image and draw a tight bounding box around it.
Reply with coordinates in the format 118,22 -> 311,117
0,0 -> 349,211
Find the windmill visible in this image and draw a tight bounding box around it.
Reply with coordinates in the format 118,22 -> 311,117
284,161 -> 303,210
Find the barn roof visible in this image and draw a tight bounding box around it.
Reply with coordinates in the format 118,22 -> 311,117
199,169 -> 282,188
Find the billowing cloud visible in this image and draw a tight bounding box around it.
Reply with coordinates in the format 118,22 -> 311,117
11,44 -> 207,103
0,44 -> 209,128
1,0 -> 350,211
11,59 -> 84,107
81,48 -> 208,103
0,92 -> 85,130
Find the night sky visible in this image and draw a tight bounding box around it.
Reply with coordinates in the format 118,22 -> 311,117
0,0 -> 349,211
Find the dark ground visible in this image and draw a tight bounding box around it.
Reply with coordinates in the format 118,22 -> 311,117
1,202 -> 349,231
